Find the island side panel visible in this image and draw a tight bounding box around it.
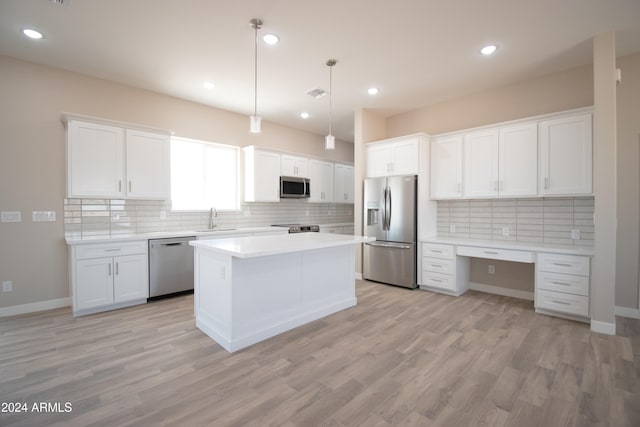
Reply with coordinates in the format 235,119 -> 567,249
194,247 -> 234,351
227,246 -> 357,352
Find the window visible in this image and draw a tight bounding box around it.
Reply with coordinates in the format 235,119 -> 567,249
170,137 -> 240,211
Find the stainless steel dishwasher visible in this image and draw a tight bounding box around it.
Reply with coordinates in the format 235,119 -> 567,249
148,236 -> 196,299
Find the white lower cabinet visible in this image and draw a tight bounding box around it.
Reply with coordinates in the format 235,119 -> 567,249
535,252 -> 590,319
420,243 -> 469,296
71,241 -> 148,315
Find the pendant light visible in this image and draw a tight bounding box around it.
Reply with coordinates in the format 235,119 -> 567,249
325,59 -> 337,150
249,18 -> 263,133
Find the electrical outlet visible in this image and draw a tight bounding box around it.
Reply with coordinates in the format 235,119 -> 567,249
488,265 -> 495,275
450,224 -> 456,233
1,211 -> 21,223
502,227 -> 510,237
2,280 -> 12,292
571,229 -> 581,240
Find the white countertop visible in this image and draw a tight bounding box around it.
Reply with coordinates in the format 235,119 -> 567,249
64,227 -> 284,245
190,233 -> 374,259
421,236 -> 594,256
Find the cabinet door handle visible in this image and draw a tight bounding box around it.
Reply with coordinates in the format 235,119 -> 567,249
544,177 -> 549,189
129,181 -> 132,192
456,183 -> 461,193
115,262 -> 119,275
118,180 -> 122,192
552,263 -> 572,267
108,263 -> 112,276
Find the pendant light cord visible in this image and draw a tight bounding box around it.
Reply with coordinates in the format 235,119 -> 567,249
329,64 -> 333,136
253,23 -> 258,117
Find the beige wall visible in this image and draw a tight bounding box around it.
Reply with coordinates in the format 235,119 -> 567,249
615,53 -> 640,308
383,52 -> 640,311
0,55 -> 353,310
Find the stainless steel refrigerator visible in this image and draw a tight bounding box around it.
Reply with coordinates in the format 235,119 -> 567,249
363,175 -> 417,288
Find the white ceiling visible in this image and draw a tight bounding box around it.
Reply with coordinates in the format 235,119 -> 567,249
1,0 -> 640,142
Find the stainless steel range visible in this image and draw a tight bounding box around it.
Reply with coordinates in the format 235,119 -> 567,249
272,224 -> 320,233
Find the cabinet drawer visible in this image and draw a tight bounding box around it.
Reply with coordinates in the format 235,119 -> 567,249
536,289 -> 589,317
422,243 -> 454,260
75,241 -> 147,260
422,271 -> 455,292
456,245 -> 534,263
537,253 -> 590,276
536,271 -> 589,296
422,257 -> 454,275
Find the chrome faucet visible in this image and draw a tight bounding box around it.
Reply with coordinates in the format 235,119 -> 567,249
208,207 -> 218,230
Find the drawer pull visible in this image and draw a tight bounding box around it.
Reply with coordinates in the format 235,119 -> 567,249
432,278 -> 443,283
431,250 -> 442,253
431,264 -> 443,268
551,300 -> 571,306
552,262 -> 572,267
484,251 -> 499,255
551,281 -> 572,286
104,248 -> 121,252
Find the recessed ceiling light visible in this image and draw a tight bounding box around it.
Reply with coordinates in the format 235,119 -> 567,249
300,112 -> 310,119
203,81 -> 215,90
367,87 -> 380,95
480,44 -> 498,55
22,28 -> 44,40
263,34 -> 279,45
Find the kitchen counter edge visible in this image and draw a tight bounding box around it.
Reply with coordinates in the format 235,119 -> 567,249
420,236 -> 594,256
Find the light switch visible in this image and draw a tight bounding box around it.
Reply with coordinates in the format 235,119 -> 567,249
32,211 -> 56,222
1,211 -> 21,223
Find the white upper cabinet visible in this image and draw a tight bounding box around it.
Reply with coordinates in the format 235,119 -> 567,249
67,120 -> 125,198
430,135 -> 463,199
539,113 -> 592,196
366,135 -> 420,177
308,159 -> 334,203
66,118 -> 170,199
334,163 -> 354,204
281,154 -> 309,178
125,129 -> 170,199
244,146 -> 281,202
463,129 -> 499,198
498,123 -> 538,197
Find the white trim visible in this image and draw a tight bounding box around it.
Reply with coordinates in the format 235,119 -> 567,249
469,282 -> 534,301
590,320 -> 616,335
0,298 -> 71,317
615,306 -> 640,319
355,272 -> 363,280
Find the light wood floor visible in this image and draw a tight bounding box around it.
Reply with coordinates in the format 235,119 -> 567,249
1,280 -> 639,426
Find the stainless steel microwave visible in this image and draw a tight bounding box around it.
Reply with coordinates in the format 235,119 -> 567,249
280,176 -> 310,198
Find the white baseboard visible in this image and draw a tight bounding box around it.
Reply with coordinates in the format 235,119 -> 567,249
615,306 -> 640,319
469,282 -> 534,301
0,297 -> 71,317
355,272 -> 363,280
590,320 -> 616,336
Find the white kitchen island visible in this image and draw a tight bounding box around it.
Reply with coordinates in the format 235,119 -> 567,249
189,233 -> 374,352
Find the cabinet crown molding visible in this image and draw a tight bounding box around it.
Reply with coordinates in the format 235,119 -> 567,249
62,112 -> 172,136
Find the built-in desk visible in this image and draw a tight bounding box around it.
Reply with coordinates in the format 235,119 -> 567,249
420,237 -> 594,323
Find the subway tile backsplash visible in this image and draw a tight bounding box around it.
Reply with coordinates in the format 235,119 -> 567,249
64,199 -> 354,239
436,197 -> 594,247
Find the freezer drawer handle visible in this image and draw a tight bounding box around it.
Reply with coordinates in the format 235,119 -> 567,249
366,241 -> 412,250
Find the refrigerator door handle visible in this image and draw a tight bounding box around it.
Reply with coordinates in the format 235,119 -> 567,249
386,187 -> 392,230
366,241 -> 413,250
382,186 -> 388,231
